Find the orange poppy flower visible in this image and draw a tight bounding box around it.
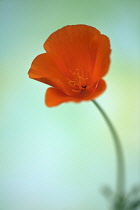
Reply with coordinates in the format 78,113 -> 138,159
28,24 -> 111,107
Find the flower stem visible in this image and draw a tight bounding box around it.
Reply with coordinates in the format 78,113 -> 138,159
92,100 -> 125,197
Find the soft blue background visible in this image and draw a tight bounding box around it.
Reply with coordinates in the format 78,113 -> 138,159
1,0 -> 140,209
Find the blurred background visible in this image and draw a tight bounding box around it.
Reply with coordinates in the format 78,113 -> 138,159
1,0 -> 140,209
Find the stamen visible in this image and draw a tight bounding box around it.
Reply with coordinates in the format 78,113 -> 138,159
72,89 -> 81,93
67,68 -> 89,93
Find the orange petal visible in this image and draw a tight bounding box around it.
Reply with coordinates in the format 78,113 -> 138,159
45,79 -> 106,107
44,25 -> 100,77
28,53 -> 73,95
91,35 -> 111,80
45,88 -> 73,107
84,79 -> 106,100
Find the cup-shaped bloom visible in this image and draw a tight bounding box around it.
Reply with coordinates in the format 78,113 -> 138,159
28,25 -> 111,107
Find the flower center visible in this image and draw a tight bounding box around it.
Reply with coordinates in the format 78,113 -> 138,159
68,69 -> 89,93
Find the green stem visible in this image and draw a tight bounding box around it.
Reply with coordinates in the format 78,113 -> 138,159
92,100 -> 125,197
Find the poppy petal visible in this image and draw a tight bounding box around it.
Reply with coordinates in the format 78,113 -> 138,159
44,25 -> 100,77
84,79 -> 106,100
91,35 -> 111,80
28,53 -> 73,95
45,79 -> 106,107
45,88 -> 73,107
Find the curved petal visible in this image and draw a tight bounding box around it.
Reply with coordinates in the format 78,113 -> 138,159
84,79 -> 106,100
91,35 -> 111,80
45,79 -> 106,107
28,53 -> 73,95
44,25 -> 101,77
45,88 -> 72,107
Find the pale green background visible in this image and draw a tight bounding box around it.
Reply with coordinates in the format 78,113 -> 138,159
1,0 -> 140,210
